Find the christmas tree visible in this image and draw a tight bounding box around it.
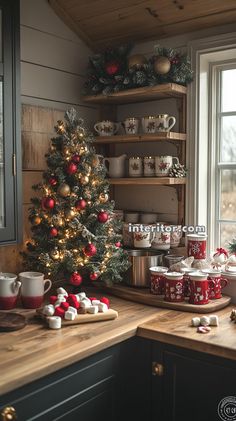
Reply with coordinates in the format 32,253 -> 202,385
23,108 -> 129,286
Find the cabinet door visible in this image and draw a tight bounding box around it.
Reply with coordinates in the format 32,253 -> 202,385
152,344 -> 236,421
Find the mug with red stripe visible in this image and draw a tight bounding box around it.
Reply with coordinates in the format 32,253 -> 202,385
19,272 -> 52,309
0,273 -> 21,310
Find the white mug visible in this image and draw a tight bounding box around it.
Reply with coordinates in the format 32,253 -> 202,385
0,273 -> 21,310
144,156 -> 155,177
129,157 -> 143,177
141,116 -> 156,134
155,156 -> 179,177
19,271 -> 52,309
122,223 -> 134,247
133,226 -> 153,248
170,225 -> 182,248
94,120 -> 119,136
123,118 -> 139,135
156,114 -> 176,132
151,229 -> 171,250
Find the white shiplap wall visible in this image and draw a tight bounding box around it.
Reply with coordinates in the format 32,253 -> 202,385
20,0 -> 98,127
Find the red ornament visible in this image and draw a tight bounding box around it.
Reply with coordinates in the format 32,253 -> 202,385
69,272 -> 82,286
50,227 -> 58,237
84,243 -> 97,257
49,177 -> 57,186
97,211 -> 109,223
90,273 -> 99,281
49,295 -> 57,305
105,61 -> 120,76
66,162 -> 77,175
42,197 -> 55,209
72,154 -> 81,163
115,241 -> 121,248
75,198 -> 86,211
100,297 -> 110,308
54,307 -> 65,318
171,55 -> 180,65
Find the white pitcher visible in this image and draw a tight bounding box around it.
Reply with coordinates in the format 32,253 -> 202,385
103,154 -> 127,178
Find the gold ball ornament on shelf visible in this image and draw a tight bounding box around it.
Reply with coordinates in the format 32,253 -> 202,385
154,56 -> 171,75
65,209 -> 76,220
128,54 -> 147,69
57,183 -> 71,197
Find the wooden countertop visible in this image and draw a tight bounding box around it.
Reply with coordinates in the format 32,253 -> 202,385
0,292 -> 236,395
0,294 -> 160,395
137,305 -> 236,361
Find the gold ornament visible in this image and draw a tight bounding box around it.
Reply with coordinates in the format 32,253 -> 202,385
57,183 -> 70,197
32,216 -> 41,225
65,209 -> 75,220
51,248 -> 60,260
154,56 -> 171,75
79,146 -> 88,155
80,175 -> 89,185
99,193 -> 109,203
128,54 -> 147,69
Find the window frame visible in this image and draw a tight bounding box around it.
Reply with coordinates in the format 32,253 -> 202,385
0,0 -> 21,244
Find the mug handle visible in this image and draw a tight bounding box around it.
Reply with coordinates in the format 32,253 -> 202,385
167,116 -> 176,131
94,123 -> 100,134
172,157 -> 180,165
43,279 -> 52,295
220,277 -> 228,289
114,123 -> 119,134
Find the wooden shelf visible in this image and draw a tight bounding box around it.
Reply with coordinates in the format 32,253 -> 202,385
108,177 -> 186,186
83,83 -> 187,105
94,132 -> 186,144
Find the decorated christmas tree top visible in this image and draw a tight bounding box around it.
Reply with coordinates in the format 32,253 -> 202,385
23,108 -> 129,286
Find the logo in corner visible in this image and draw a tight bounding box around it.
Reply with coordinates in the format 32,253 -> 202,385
218,396 -> 236,421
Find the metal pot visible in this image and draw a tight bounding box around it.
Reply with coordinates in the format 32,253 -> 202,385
124,249 -> 164,288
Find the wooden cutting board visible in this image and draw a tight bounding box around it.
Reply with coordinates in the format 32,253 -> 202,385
0,312 -> 27,331
36,308 -> 118,327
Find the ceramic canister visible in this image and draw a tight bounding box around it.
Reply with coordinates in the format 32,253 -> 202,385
189,272 -> 209,305
149,266 -> 168,295
187,234 -> 207,260
164,272 -> 184,302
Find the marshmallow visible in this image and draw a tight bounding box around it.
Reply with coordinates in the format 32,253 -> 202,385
57,294 -> 67,300
65,310 -> 76,321
49,316 -> 61,329
191,317 -> 200,327
78,292 -> 86,300
92,300 -> 101,306
200,316 -> 210,327
42,304 -> 55,316
57,287 -> 68,296
75,294 -> 82,302
197,326 -> 211,334
87,305 -> 99,314
209,315 -> 219,326
68,306 -> 77,315
98,303 -> 108,313
80,300 -> 91,309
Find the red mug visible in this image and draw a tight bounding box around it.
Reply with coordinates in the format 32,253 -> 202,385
202,270 -> 228,299
189,272 -> 209,305
164,272 -> 184,302
149,266 -> 168,295
180,268 -> 195,297
187,234 -> 207,260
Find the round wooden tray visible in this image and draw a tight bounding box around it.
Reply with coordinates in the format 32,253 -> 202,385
0,312 -> 27,331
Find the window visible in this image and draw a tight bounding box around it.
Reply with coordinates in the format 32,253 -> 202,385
0,0 -> 21,243
215,66 -> 236,247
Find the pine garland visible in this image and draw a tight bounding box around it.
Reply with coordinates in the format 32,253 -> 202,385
84,44 -> 193,96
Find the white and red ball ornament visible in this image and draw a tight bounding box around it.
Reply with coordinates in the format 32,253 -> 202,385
75,198 -> 86,211
97,210 -> 109,223
213,248 -> 228,268
42,197 -> 55,210
84,243 -> 97,257
69,272 -> 83,286
66,162 -> 77,175
50,227 -> 58,237
90,272 -> 99,281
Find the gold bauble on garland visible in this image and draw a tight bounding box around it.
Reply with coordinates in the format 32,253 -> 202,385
57,183 -> 71,197
51,248 -> 60,260
128,54 -> 147,69
154,56 -> 171,75
65,209 -> 75,220
99,193 -> 109,203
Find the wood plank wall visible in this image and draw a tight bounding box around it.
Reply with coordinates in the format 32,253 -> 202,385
0,0 -> 98,273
